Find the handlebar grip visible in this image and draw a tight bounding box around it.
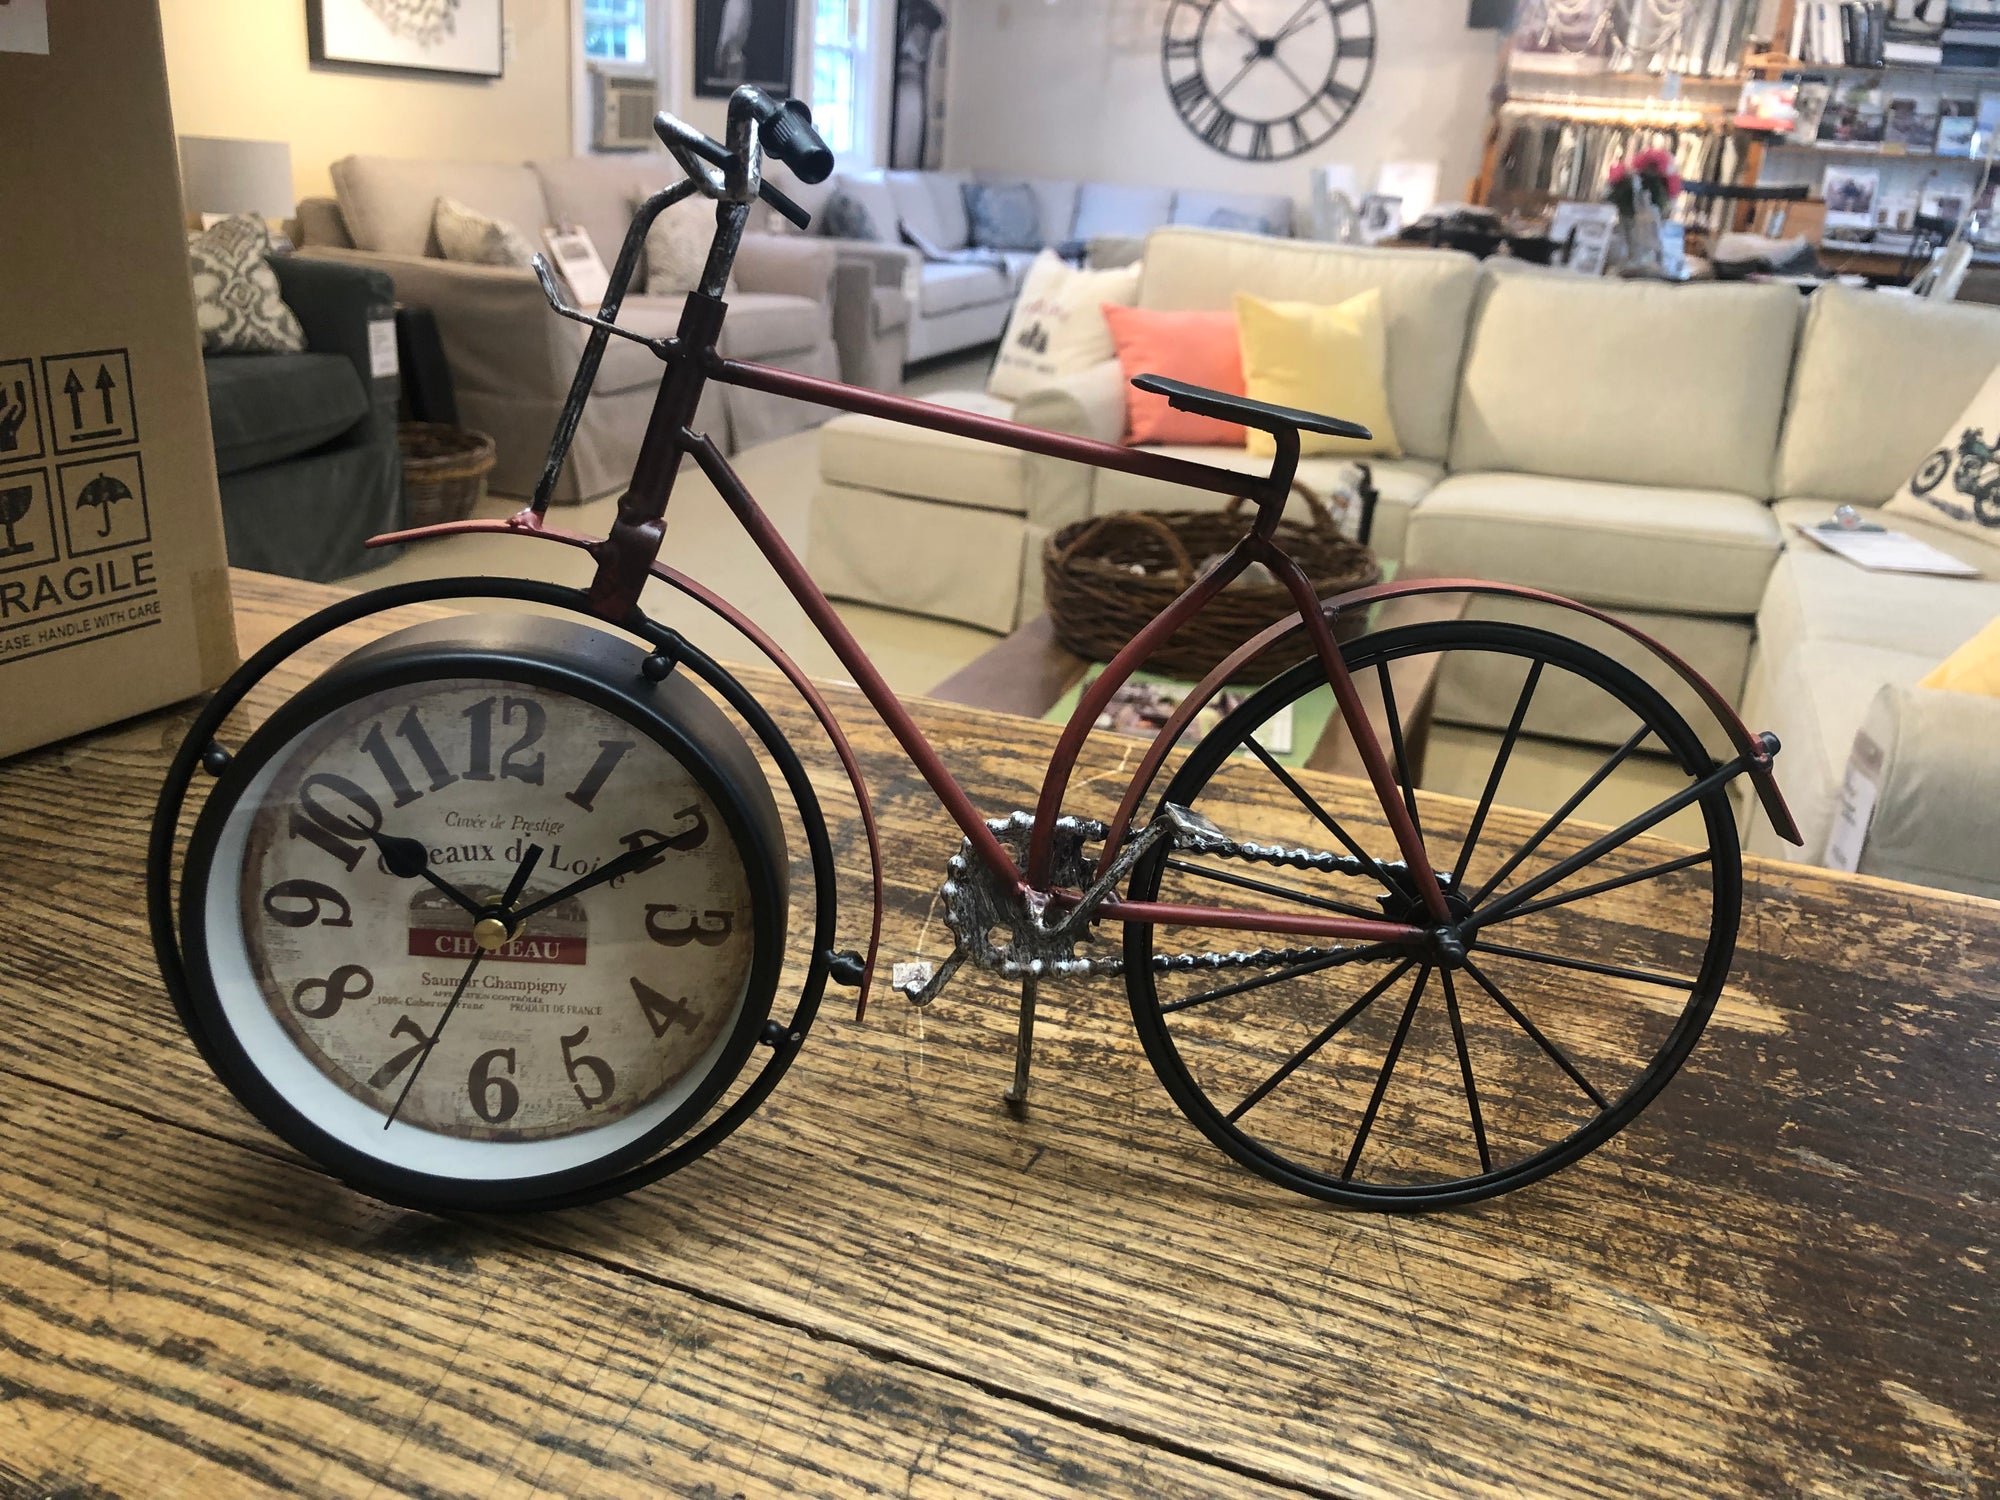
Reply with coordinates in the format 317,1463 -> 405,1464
759,98 -> 835,185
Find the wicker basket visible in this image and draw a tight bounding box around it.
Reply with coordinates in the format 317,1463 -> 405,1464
1043,483 -> 1382,684
398,422 -> 497,529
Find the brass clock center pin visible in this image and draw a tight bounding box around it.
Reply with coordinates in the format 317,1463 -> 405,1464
473,916 -> 515,953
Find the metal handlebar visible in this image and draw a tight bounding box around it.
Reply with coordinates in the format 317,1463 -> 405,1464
654,87 -> 832,232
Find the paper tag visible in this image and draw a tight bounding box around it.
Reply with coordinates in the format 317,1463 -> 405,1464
0,0 -> 50,54
1823,731 -> 1885,872
368,315 -> 399,381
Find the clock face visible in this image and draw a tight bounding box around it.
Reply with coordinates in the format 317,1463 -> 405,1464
1162,0 -> 1377,161
183,654 -> 782,1200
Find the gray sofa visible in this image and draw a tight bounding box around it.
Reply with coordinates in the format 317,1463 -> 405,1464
207,254 -> 402,582
784,169 -> 1295,367
295,154 -> 842,502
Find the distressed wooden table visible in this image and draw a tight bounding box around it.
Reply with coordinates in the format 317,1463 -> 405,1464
2,569 -> 1994,1498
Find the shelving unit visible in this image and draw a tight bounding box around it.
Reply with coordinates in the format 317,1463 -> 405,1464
1470,0 -> 2000,283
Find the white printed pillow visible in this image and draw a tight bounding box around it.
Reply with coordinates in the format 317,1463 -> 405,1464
1886,363 -> 2000,543
187,215 -> 305,355
987,251 -> 1141,403
638,192 -> 737,297
433,196 -> 536,267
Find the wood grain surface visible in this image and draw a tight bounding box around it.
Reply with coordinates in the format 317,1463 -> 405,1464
1,570 -> 1994,1498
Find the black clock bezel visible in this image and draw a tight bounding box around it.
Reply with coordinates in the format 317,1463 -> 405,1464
1160,0 -> 1378,162
177,613 -> 790,1215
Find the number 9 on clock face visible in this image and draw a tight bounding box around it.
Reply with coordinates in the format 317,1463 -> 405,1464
176,617 -> 789,1212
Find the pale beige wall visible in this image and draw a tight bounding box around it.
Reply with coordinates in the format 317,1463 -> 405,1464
942,0 -> 1502,212
159,0 -> 574,203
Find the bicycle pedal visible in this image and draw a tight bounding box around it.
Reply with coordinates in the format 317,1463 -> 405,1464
891,960 -> 932,1001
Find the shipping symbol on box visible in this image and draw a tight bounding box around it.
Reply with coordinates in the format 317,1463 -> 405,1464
41,349 -> 139,454
56,453 -> 150,558
0,358 -> 47,464
0,468 -> 58,575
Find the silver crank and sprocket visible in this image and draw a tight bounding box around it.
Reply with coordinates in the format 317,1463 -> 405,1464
891,808 -> 1394,1007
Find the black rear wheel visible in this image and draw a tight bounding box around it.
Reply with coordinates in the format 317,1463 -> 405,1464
1122,619 -> 1743,1210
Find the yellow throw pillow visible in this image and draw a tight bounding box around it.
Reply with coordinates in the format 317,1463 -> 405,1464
1919,616 -> 2000,697
1234,290 -> 1402,460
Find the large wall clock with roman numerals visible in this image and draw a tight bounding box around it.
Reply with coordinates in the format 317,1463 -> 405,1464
1161,0 -> 1378,161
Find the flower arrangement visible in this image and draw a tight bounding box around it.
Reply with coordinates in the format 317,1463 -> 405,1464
1606,148 -> 1684,217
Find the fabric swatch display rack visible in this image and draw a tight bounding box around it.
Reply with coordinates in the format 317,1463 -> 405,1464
1489,103 -> 1744,210
1513,0 -> 1762,78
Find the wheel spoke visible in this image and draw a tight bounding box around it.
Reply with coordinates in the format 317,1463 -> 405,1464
1484,848 -> 1712,926
1226,959 -> 1417,1123
1341,966 -> 1431,1180
1241,735 -> 1396,891
1451,660 -> 1543,890
1475,940 -> 1695,993
1164,858 -> 1387,922
1468,722 -> 1652,907
1460,957 -> 1608,1110
1159,940 -> 1404,1015
1377,660 -> 1422,845
1469,752 -> 1747,931
1440,970 -> 1491,1173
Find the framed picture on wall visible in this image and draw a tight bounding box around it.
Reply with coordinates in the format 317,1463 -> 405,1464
307,0 -> 505,78
693,0 -> 797,100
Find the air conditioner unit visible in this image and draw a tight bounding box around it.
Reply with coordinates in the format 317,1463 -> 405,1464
594,72 -> 658,152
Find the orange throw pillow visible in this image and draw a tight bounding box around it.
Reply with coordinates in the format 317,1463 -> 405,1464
1101,304 -> 1246,446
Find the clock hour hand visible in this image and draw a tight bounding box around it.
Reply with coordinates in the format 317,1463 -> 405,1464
509,838 -> 672,925
370,831 -> 484,920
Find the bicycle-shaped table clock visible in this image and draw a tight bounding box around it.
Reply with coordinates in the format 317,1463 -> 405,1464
151,90 -> 1799,1215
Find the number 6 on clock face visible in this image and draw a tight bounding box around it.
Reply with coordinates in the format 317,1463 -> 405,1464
176,616 -> 789,1212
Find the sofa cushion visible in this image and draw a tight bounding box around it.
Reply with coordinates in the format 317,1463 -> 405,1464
1450,276 -> 1799,496
330,156 -> 549,258
204,352 -> 369,476
810,481 -> 1027,632
822,173 -> 900,244
1136,230 -> 1479,464
886,171 -> 970,252
818,390 -> 1027,513
964,181 -> 1045,250
433,196 -> 537,267
1405,472 -> 1783,617
986,176 -> 1079,246
1776,285 -> 2000,506
1235,290 -> 1400,458
1072,182 -> 1175,241
1090,450 -> 1442,563
532,156 -> 672,286
919,262 -> 1012,317
1885,362 -> 2000,545
1754,499 -> 2000,668
1172,189 -> 1292,237
614,291 -> 823,365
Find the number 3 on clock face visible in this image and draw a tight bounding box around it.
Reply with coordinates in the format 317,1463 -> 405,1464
176,616 -> 790,1212
1162,0 -> 1376,161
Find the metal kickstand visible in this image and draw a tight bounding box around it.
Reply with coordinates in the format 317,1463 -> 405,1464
1002,973 -> 1038,1112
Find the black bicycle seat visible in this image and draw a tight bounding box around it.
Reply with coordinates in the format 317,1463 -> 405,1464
1131,373 -> 1373,444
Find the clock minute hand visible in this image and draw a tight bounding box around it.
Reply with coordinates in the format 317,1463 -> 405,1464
381,845 -> 542,1131
509,839 -> 672,925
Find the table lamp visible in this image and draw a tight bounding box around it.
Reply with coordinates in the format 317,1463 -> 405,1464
177,135 -> 295,233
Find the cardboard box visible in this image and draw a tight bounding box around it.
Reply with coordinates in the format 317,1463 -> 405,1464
0,0 -> 236,759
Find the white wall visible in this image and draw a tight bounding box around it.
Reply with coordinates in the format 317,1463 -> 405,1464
941,0 -> 1502,210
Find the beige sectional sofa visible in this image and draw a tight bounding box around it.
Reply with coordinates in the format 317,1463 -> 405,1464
807,226 -> 2000,891
295,154 -> 842,502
